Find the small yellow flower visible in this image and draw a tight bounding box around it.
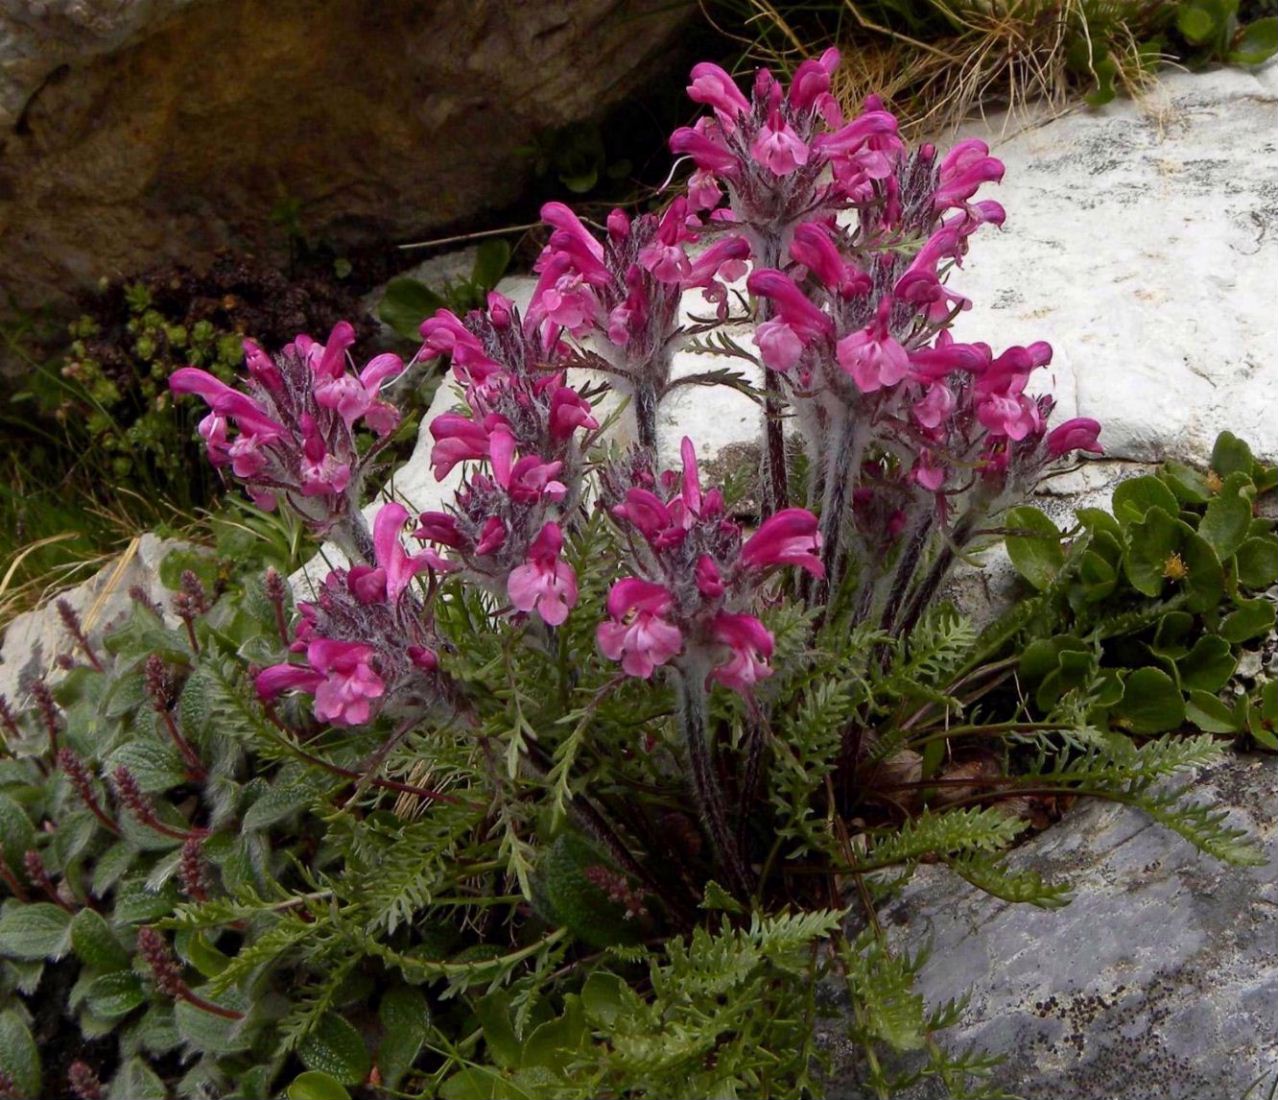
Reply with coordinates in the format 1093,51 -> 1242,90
1163,552 -> 1189,581
1206,470 -> 1224,494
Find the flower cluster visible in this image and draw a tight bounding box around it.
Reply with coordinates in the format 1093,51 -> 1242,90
256,502 -> 448,726
661,53 -> 1101,594
170,323 -> 404,547
671,50 -> 901,259
527,201 -> 749,447
414,293 -> 599,626
598,438 -> 822,693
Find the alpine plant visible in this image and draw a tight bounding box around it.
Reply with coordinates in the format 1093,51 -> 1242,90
171,48 -> 1102,901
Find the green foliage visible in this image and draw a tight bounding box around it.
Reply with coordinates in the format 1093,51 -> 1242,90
1004,433 -> 1277,748
0,434 -> 1269,1099
378,241 -> 513,343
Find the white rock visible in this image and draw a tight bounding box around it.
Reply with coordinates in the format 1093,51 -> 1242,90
0,532 -> 182,704
946,65 -> 1278,465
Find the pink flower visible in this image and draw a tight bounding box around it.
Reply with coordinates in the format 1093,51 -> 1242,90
747,270 -> 835,343
507,523 -> 578,626
548,387 -> 598,442
314,352 -> 404,432
687,62 -> 751,128
612,488 -> 677,544
741,508 -> 824,576
751,109 -> 810,176
308,639 -> 385,726
789,48 -> 840,113
836,304 -> 910,392
913,384 -> 957,429
372,501 -> 438,601
912,450 -> 947,491
790,222 -> 869,298
169,368 -> 285,439
936,139 -> 1004,209
293,322 -> 357,381
596,578 -> 684,679
298,415 -> 351,496
669,122 -> 739,176
429,414 -> 494,480
754,319 -> 806,372
414,512 -> 465,548
255,662 -> 323,701
709,613 -> 774,695
695,554 -> 725,598
1046,418 -> 1103,456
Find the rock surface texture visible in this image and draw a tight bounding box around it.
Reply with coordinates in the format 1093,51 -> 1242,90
826,756 -> 1278,1100
0,533 -> 180,703
0,0 -> 690,324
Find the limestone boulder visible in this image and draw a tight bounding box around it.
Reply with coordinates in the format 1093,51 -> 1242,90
823,755 -> 1278,1099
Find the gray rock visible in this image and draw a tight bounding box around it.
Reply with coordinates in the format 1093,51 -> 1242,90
0,0 -> 692,341
824,756 -> 1278,1100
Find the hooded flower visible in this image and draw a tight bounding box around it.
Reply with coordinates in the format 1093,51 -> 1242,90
507,523 -> 578,626
596,578 -> 685,678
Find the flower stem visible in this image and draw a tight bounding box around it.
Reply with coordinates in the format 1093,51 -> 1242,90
675,666 -> 751,898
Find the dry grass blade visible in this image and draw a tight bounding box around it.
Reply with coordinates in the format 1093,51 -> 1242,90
731,0 -> 1173,137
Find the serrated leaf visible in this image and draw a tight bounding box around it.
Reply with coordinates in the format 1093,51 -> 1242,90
242,782 -> 319,830
0,901 -> 73,960
174,987 -> 250,1053
106,739 -> 188,794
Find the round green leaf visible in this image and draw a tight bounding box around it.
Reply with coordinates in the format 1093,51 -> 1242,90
1180,531 -> 1224,614
1235,536 -> 1278,589
1115,668 -> 1185,733
1230,17 -> 1278,66
71,908 -> 131,972
107,1056 -> 168,1100
86,970 -> 147,1019
298,1013 -> 371,1086
1177,635 -> 1237,693
287,1071 -> 352,1100
1123,507 -> 1182,596
1186,691 -> 1240,734
1220,598 -> 1276,643
174,988 -> 251,1054
0,793 -> 34,868
0,901 -> 74,961
377,986 -> 429,1090
1003,506 -> 1065,591
1198,487 -> 1251,561
1211,431 -> 1254,478
0,1009 -> 41,1098
1113,476 -> 1180,527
